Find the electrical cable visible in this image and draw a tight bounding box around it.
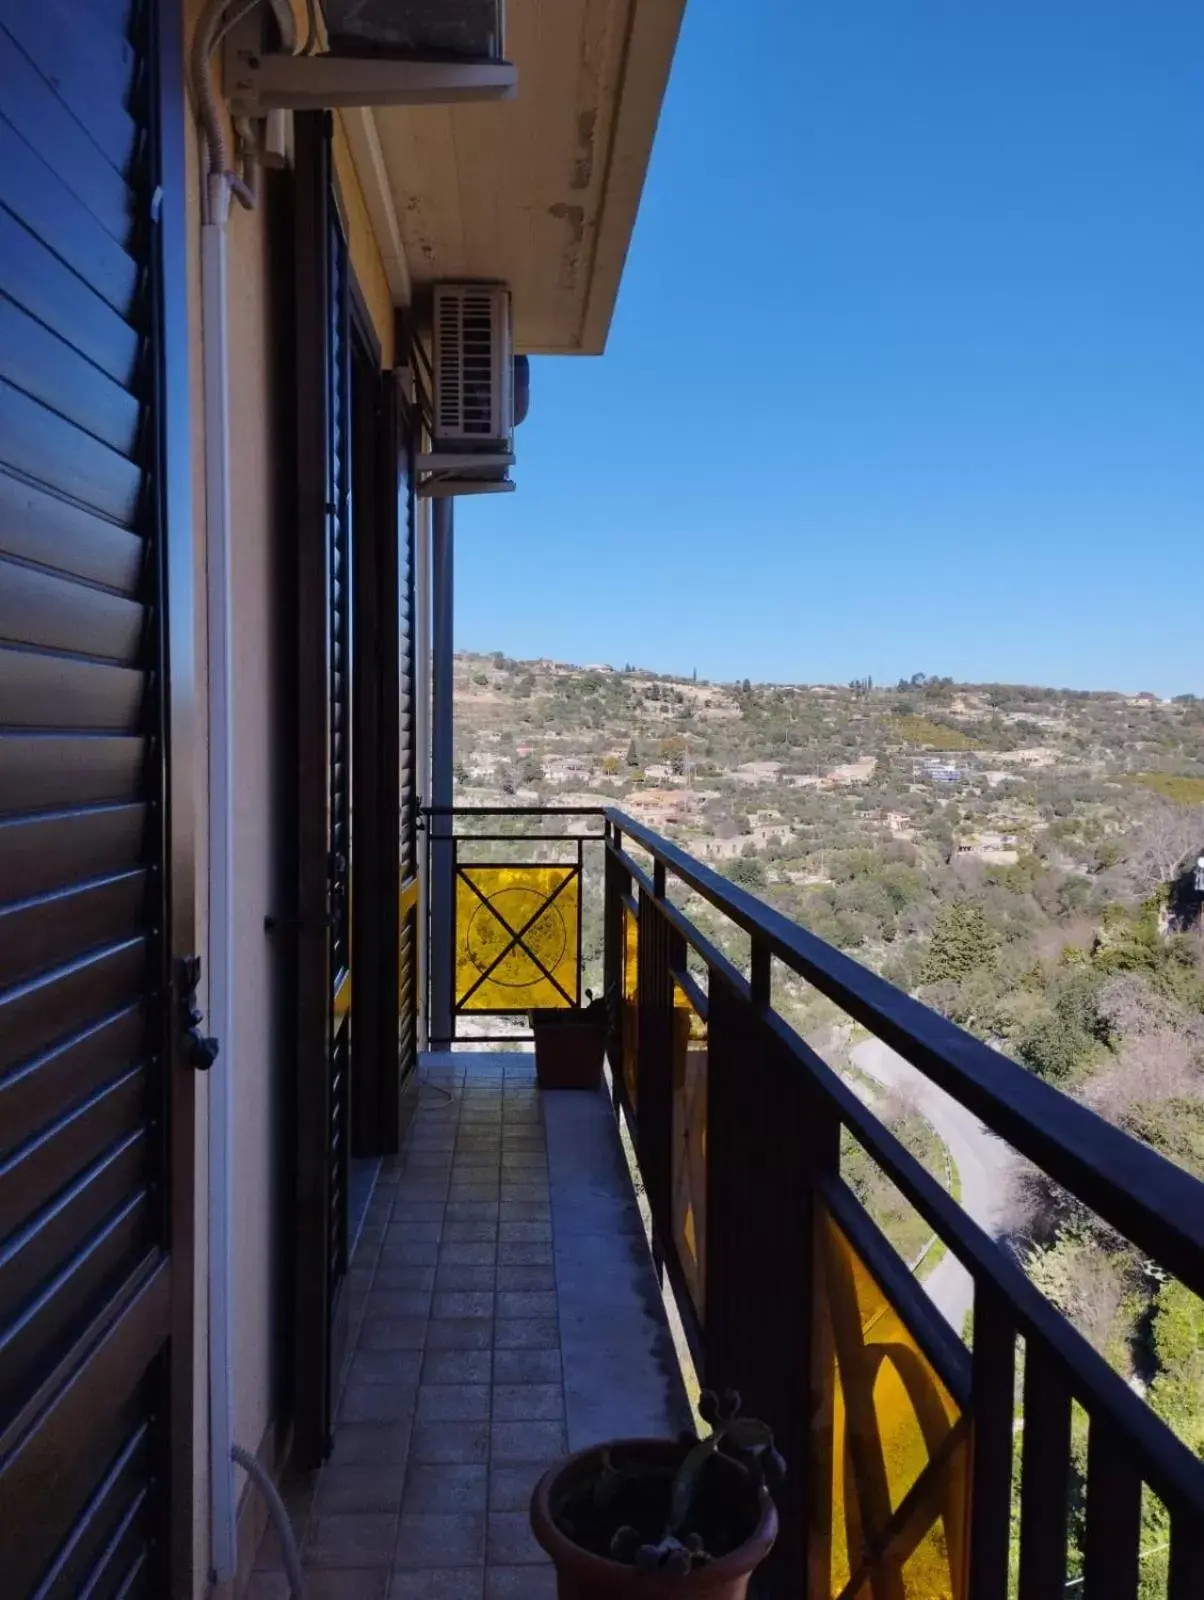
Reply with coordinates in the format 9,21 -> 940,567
302,0 -> 320,55
231,1445 -> 305,1598
191,0 -> 265,217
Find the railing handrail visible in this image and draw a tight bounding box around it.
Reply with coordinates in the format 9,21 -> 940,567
421,804 -> 607,818
426,801 -> 1204,1575
605,806 -> 1204,1304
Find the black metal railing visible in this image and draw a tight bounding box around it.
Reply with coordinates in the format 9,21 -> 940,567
428,805 -> 1204,1596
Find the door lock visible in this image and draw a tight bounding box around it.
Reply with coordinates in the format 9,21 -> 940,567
177,955 -> 220,1071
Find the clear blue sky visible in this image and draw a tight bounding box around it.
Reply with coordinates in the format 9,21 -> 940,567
456,0 -> 1203,697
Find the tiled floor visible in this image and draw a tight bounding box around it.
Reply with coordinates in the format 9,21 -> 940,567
249,1053 -> 689,1600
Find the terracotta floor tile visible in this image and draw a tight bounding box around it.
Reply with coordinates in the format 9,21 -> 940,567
416,1383 -> 491,1423
491,1349 -> 562,1386
490,1385 -> 564,1422
303,1574 -> 390,1600
489,1421 -> 567,1463
305,1512 -> 397,1568
329,1424 -> 413,1466
389,1569 -> 484,1599
420,1348 -> 492,1385
401,1463 -> 488,1515
488,1463 -> 557,1514
395,1512 -> 486,1567
316,1462 -> 408,1515
484,1565 -> 557,1598
492,1319 -> 558,1350
409,1420 -> 490,1465
486,1512 -> 549,1566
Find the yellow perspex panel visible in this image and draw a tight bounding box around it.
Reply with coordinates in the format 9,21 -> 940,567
455,864 -> 580,1013
813,1206 -> 970,1600
671,981 -> 707,1321
621,904 -> 639,1110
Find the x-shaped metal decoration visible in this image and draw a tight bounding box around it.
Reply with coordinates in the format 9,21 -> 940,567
455,865 -> 579,1012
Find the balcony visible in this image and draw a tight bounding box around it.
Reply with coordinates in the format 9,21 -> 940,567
258,807 -> 1204,1599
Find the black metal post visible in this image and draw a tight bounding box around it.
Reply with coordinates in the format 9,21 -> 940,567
429,496 -> 454,1044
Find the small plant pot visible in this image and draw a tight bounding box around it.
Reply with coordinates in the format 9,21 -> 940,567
530,1439 -> 777,1600
530,1008 -> 606,1090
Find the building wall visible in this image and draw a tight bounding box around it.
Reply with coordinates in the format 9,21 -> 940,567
181,4 -> 398,1590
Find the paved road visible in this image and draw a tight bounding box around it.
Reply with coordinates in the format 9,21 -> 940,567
851,1035 -> 1015,1333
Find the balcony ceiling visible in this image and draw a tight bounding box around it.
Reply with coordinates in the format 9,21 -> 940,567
359,0 -> 686,354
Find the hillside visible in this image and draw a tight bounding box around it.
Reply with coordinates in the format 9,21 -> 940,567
454,652 -> 1204,1589
453,651 -> 1204,1085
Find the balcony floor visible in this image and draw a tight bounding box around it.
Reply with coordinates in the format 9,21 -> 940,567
250,1052 -> 690,1599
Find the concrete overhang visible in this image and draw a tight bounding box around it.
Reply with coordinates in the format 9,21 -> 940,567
340,2 -> 687,355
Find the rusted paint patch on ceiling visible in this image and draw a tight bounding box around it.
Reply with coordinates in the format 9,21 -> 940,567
573,108 -> 597,192
548,200 -> 586,292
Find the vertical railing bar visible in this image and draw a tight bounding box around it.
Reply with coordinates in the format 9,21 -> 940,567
968,1281 -> 1016,1600
1082,1416 -> 1144,1599
576,834 -> 583,1004
751,938 -> 770,1009
1017,1338 -> 1072,1598
636,893 -> 673,1276
448,834 -> 458,1044
1168,1513 -> 1204,1600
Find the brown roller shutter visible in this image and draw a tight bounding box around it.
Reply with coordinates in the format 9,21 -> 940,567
292,110 -> 354,1468
0,0 -> 195,1594
397,400 -> 418,1091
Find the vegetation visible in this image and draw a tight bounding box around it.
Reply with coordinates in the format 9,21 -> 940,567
1131,772 -> 1204,804
455,654 -> 1204,1587
841,1098 -> 951,1270
893,715 -> 979,750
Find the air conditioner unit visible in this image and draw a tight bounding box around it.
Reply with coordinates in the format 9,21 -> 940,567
432,282 -> 514,450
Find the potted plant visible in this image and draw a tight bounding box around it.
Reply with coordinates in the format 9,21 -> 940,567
530,1391 -> 781,1599
530,988 -> 608,1090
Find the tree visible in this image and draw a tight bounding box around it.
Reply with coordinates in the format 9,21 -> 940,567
1128,800 -> 1204,894
921,901 -> 1000,984
1024,1226 -> 1134,1369
726,856 -> 766,891
660,734 -> 686,768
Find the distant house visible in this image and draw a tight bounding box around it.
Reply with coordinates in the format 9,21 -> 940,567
825,757 -> 876,786
544,755 -> 590,784
625,788 -> 701,827
955,831 -> 1020,864
733,761 -> 783,786
917,758 -> 960,784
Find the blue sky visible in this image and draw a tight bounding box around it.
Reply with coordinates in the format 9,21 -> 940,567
456,0 -> 1203,697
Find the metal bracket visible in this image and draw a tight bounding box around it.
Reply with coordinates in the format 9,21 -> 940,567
419,477 -> 515,499
177,955 -> 219,1071
416,451 -> 514,474
225,49 -> 517,119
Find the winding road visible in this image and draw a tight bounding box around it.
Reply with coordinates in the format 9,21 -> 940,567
851,1035 -> 1015,1333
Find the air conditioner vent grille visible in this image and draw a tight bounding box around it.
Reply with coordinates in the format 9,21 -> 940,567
433,282 -> 513,446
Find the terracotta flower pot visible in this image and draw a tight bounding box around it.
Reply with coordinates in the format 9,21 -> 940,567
530,1439 -> 778,1600
530,1007 -> 606,1090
